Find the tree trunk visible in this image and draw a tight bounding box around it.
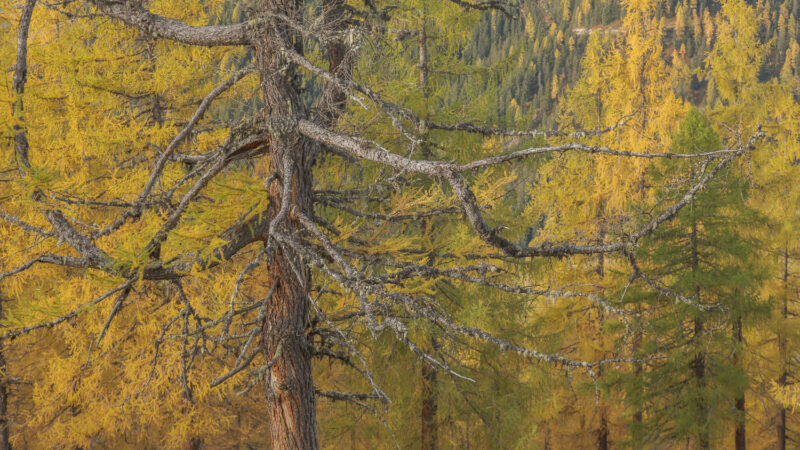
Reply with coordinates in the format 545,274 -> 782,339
255,1 -> 318,447
253,0 -> 353,446
421,357 -> 438,450
418,12 -> 438,450
598,414 -> 609,450
632,325 -> 643,427
690,193 -> 708,450
693,317 -> 708,449
183,437 -> 201,450
596,227 -> 609,450
734,315 -> 745,450
778,248 -> 789,450
0,296 -> 10,450
777,406 -> 786,450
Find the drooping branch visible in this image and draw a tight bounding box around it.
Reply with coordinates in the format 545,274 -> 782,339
95,286 -> 133,346
446,171 -> 631,258
356,256 -> 630,316
317,196 -> 461,222
298,120 -> 762,261
288,212 -> 644,373
629,129 -> 764,242
624,251 -> 717,311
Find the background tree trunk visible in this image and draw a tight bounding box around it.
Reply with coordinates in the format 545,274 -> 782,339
691,193 -> 709,450
0,296 -> 10,450
777,248 -> 789,450
421,359 -> 438,450
597,228 -> 609,450
734,315 -> 746,450
417,11 -> 439,450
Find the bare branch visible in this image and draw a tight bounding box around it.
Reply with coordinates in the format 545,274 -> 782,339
298,120 -> 746,177
460,145 -> 740,171
95,286 -> 133,346
88,0 -> 250,46
446,171 -> 629,258
139,65 -> 256,202
0,211 -> 55,238
1,279 -> 134,340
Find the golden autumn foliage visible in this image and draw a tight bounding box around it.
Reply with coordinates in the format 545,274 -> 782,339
0,0 -> 799,448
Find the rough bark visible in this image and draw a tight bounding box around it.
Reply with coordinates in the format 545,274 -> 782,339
88,0 -> 249,46
253,0 -> 353,446
255,1 -> 318,447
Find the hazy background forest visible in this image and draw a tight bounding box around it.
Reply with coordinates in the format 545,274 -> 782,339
2,0 -> 800,448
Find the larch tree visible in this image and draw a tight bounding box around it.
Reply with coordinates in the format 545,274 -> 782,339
524,0 -> 686,444
0,0 -> 765,447
620,108 -> 769,448
703,1 -> 800,448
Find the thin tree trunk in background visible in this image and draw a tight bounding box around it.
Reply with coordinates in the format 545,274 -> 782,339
419,16 -> 428,95
689,191 -> 709,450
689,197 -> 708,448
418,8 -> 431,159
777,398 -> 786,450
778,248 -> 789,450
418,11 -> 438,450
734,315 -> 745,450
183,438 -> 201,450
12,0 -> 37,177
596,227 -> 609,450
598,414 -> 609,450
421,358 -> 438,450
632,326 -> 643,426
5,0 -> 39,446
692,317 -> 707,450
0,296 -> 10,450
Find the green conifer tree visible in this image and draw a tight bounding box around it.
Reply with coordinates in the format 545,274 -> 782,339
619,109 -> 768,448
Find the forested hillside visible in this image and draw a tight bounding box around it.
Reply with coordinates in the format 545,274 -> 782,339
461,0 -> 800,128
1,0 -> 800,449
